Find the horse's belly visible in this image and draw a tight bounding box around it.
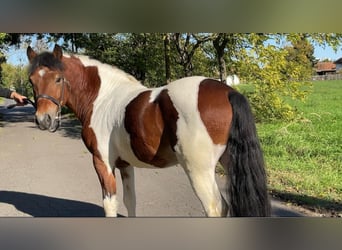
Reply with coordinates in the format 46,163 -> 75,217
118,151 -> 179,169
113,131 -> 178,169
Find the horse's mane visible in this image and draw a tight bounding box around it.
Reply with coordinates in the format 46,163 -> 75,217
28,51 -> 141,89
28,51 -> 64,75
29,50 -> 140,86
75,55 -> 140,85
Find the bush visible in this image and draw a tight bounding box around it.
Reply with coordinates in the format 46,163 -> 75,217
238,44 -> 312,122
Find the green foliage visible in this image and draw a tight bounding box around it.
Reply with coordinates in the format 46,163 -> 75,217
82,33 -> 167,86
284,36 -> 316,79
1,63 -> 32,97
237,35 -> 314,122
235,33 -> 341,122
255,81 -> 342,212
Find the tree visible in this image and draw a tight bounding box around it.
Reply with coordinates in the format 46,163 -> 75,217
212,33 -> 229,82
163,33 -> 171,83
112,33 -> 165,86
236,33 -> 342,121
1,63 -> 32,97
0,33 -> 22,89
171,33 -> 211,77
284,35 -> 316,81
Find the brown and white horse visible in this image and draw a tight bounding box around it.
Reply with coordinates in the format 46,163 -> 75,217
26,45 -> 270,217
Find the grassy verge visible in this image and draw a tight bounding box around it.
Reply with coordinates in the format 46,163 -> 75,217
255,80 -> 341,215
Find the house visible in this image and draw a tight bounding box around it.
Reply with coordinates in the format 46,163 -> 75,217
315,61 -> 336,75
333,57 -> 342,72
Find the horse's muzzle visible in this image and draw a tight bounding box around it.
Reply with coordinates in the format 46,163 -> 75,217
35,113 -> 60,132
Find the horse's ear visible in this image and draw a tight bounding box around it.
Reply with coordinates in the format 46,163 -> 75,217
27,46 -> 37,63
53,44 -> 63,60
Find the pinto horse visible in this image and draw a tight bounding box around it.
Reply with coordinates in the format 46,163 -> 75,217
26,45 -> 270,217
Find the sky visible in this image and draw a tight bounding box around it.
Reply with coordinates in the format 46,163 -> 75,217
6,47 -> 30,66
5,41 -> 342,66
313,44 -> 342,61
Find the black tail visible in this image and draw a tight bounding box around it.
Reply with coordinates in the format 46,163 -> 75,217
227,90 -> 271,216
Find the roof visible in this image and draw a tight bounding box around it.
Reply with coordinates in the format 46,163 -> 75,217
315,61 -> 336,72
334,57 -> 342,64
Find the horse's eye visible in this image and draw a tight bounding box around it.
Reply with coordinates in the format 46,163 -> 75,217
56,77 -> 63,83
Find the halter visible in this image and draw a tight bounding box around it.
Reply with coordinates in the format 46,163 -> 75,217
36,77 -> 68,128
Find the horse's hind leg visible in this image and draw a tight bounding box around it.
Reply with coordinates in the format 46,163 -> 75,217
119,166 -> 136,217
176,146 -> 228,217
183,163 -> 228,217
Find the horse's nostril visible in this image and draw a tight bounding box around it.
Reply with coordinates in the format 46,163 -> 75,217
45,114 -> 51,124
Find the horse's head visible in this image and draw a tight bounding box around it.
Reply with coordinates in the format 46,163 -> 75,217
27,45 -> 69,132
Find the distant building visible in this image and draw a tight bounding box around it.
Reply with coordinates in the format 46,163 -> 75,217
334,58 -> 342,72
312,58 -> 342,81
226,74 -> 240,86
315,61 -> 336,75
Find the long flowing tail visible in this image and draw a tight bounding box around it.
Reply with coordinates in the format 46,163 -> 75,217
227,90 -> 271,216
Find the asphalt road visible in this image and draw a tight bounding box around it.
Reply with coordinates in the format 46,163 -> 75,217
0,100 -> 306,217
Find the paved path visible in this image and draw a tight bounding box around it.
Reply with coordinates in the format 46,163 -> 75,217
0,100 -> 306,217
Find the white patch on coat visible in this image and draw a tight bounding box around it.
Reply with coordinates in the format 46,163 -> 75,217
166,76 -> 211,162
103,193 -> 118,217
77,56 -> 147,171
38,69 -> 46,77
166,76 -> 227,216
165,76 -> 216,169
149,86 -> 166,103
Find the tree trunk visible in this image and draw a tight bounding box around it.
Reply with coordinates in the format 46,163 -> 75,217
163,33 -> 171,84
213,33 -> 229,83
172,33 -> 210,78
217,50 -> 227,82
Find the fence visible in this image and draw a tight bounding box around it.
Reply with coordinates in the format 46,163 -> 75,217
312,74 -> 342,81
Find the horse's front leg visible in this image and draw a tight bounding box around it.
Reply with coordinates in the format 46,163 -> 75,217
93,155 -> 118,217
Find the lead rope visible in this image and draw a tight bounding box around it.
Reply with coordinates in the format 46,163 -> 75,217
56,78 -> 66,127
57,77 -> 70,127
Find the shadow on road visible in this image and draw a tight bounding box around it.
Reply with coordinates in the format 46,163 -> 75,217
0,105 -> 36,127
0,104 -> 82,140
58,117 -> 82,139
0,190 -> 306,217
0,191 -> 111,217
271,190 -> 342,217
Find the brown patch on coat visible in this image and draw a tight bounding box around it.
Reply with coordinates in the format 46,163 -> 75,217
115,157 -> 130,179
197,79 -> 233,145
115,157 -> 130,169
155,89 -> 179,149
64,58 -> 100,155
62,57 -> 101,123
93,155 -> 117,195
124,89 -> 178,167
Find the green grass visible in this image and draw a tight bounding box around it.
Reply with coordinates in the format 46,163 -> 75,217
254,80 -> 342,213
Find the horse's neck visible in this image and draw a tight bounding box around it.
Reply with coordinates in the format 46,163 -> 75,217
66,68 -> 145,125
